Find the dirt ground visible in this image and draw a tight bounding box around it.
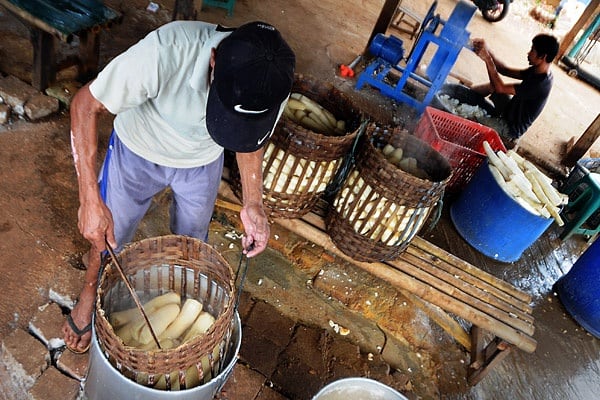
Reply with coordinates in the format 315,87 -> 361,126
0,0 -> 599,394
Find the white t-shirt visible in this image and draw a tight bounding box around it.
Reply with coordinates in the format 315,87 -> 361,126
90,21 -> 232,168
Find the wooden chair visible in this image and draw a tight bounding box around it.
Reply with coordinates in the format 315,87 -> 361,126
390,1 -> 424,40
560,169 -> 600,242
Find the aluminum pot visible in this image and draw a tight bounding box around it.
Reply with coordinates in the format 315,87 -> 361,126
84,312 -> 241,400
312,377 -> 408,400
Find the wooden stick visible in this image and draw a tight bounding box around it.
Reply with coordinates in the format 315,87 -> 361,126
405,244 -> 533,315
104,240 -> 162,350
216,197 -> 242,212
387,253 -> 535,336
412,237 -> 532,304
403,246 -> 534,321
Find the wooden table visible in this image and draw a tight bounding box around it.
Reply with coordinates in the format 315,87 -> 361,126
0,0 -> 121,90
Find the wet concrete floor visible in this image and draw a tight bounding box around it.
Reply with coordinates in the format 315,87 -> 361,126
421,205 -> 600,400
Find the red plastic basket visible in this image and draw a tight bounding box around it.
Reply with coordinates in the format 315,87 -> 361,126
414,107 -> 506,193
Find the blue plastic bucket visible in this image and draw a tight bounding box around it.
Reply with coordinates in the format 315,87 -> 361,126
450,161 -> 554,262
554,239 -> 600,338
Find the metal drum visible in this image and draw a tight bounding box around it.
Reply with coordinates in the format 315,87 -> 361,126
84,313 -> 241,400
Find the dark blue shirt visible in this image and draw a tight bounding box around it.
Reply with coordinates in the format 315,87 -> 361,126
503,67 -> 553,138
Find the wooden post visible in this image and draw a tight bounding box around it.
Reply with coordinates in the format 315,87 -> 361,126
173,0 -> 197,20
30,28 -> 55,91
78,30 -> 100,84
563,114 -> 600,168
555,0 -> 600,63
468,337 -> 512,386
365,0 -> 402,56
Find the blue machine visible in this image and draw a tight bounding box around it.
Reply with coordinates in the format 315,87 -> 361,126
356,1 -> 477,115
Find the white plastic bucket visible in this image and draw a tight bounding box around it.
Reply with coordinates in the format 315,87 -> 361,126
84,313 -> 241,400
312,377 -> 408,400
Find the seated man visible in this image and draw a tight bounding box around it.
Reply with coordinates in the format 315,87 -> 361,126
471,34 -> 559,149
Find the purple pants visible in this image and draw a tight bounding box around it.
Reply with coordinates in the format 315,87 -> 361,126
98,132 -> 224,250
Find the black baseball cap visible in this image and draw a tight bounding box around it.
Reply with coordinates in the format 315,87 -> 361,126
206,22 -> 296,153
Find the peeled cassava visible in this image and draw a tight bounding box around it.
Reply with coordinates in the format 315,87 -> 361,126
483,140 -> 567,225
109,291 -> 180,328
159,299 -> 203,341
285,93 -> 346,136
183,311 -> 216,342
262,142 -> 338,195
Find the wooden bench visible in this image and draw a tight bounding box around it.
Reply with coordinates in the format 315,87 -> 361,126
216,182 -> 536,386
0,0 -> 121,91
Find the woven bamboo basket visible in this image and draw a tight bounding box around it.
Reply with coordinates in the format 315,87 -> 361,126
94,235 -> 235,391
326,124 -> 452,262
230,73 -> 362,219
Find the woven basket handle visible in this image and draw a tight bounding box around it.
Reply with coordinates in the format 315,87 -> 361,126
324,119 -> 370,201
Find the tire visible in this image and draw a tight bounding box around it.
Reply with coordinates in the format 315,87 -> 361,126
482,0 -> 510,22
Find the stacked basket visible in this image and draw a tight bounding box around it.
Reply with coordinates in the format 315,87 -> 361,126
326,124 -> 452,262
231,73 -> 362,218
94,235 -> 235,391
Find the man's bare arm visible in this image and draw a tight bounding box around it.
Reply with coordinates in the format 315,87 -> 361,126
69,83 -> 116,251
472,38 -> 519,95
236,149 -> 269,257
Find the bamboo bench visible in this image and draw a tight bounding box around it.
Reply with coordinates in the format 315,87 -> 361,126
0,0 -> 121,91
216,181 -> 536,386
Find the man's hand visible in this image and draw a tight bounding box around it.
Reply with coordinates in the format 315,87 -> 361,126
239,202 -> 269,257
236,149 -> 269,257
472,38 -> 491,61
77,197 -> 116,252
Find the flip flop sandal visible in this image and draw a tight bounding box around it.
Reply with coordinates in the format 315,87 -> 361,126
66,314 -> 92,354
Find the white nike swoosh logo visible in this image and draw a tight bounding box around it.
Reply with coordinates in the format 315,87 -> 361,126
234,104 -> 268,114
257,131 -> 270,146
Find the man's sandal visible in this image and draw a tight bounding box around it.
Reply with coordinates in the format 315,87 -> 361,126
66,314 -> 92,354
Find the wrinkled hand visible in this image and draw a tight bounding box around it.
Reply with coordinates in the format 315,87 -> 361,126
239,203 -> 270,257
77,199 -> 116,252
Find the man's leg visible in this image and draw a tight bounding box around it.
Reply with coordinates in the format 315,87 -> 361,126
105,135 -> 178,248
169,154 -> 224,241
